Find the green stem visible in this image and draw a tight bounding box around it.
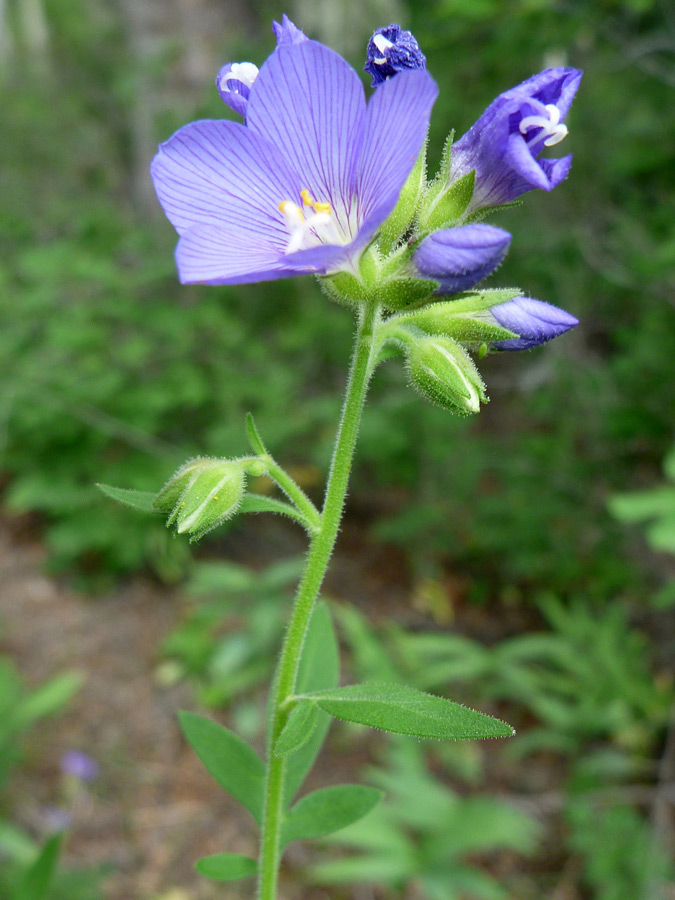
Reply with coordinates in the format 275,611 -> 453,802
256,300 -> 380,900
264,458 -> 321,532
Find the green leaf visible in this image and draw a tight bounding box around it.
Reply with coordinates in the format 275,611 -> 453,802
96,483 -> 158,513
283,602 -> 340,807
281,784 -> 383,846
608,487 -> 675,522
245,412 -> 268,456
195,852 -> 257,882
13,833 -> 63,900
178,712 -> 265,824
14,672 -> 82,731
274,701 -> 319,758
239,493 -> 311,528
300,683 -> 514,740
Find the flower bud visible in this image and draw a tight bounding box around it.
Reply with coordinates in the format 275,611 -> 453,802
490,296 -> 578,350
413,224 -> 511,294
154,457 -> 246,540
364,24 -> 426,87
406,335 -> 486,415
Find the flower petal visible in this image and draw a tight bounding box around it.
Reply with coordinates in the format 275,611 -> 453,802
176,224 -> 292,284
176,224 -> 352,285
151,119 -> 300,245
491,296 -> 578,350
414,224 -> 511,293
246,40 -> 366,231
355,69 -> 438,230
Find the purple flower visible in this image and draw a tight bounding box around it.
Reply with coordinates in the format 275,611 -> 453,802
152,38 -> 437,285
450,67 -> 582,212
216,16 -> 307,119
491,296 -> 578,350
413,224 -> 511,294
60,750 -> 99,782
216,62 -> 260,118
364,24 -> 426,87
272,14 -> 308,45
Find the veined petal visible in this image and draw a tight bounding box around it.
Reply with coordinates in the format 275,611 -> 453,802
151,119 -> 300,245
246,40 -> 366,232
176,224 -> 293,285
355,69 -> 437,228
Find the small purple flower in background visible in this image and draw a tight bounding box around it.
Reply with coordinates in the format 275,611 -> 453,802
364,24 -> 426,86
152,26 -> 437,285
450,67 -> 582,212
216,62 -> 260,118
42,806 -> 74,832
413,224 -> 511,294
491,296 -> 578,350
216,16 -> 307,119
60,750 -> 99,782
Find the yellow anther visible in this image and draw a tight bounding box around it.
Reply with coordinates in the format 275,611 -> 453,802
313,201 -> 332,214
300,189 -> 315,206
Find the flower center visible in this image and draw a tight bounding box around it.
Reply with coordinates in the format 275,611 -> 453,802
519,103 -> 568,148
278,189 -> 338,254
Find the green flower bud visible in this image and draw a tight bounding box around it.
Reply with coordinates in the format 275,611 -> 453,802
406,335 -> 487,415
154,457 -> 246,540
153,459 -> 205,514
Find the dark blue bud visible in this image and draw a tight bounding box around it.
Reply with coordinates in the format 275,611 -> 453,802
364,24 -> 426,87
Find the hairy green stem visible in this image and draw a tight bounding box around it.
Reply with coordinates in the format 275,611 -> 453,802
256,300 -> 380,900
264,458 -> 321,532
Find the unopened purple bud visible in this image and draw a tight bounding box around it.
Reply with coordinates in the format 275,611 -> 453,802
451,67 -> 582,212
60,750 -> 99,782
365,24 -> 426,87
272,14 -> 308,45
215,61 -> 259,118
491,296 -> 578,350
413,224 -> 511,294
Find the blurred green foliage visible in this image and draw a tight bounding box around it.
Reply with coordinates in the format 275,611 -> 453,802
0,647 -> 104,899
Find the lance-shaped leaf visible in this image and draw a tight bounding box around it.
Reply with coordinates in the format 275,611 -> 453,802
281,784 -> 383,846
195,853 -> 257,882
13,833 -> 63,900
96,484 -> 158,513
178,712 -> 265,824
299,683 -> 514,740
274,700 -> 319,758
283,602 -> 340,807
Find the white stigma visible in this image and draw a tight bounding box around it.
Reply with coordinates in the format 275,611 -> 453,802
519,103 -> 568,148
279,194 -> 339,255
372,33 -> 393,64
220,61 -> 259,93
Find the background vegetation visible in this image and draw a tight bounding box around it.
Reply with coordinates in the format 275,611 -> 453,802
1,0 -> 673,897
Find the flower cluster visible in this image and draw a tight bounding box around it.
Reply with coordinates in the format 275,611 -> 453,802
151,16 -> 581,412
